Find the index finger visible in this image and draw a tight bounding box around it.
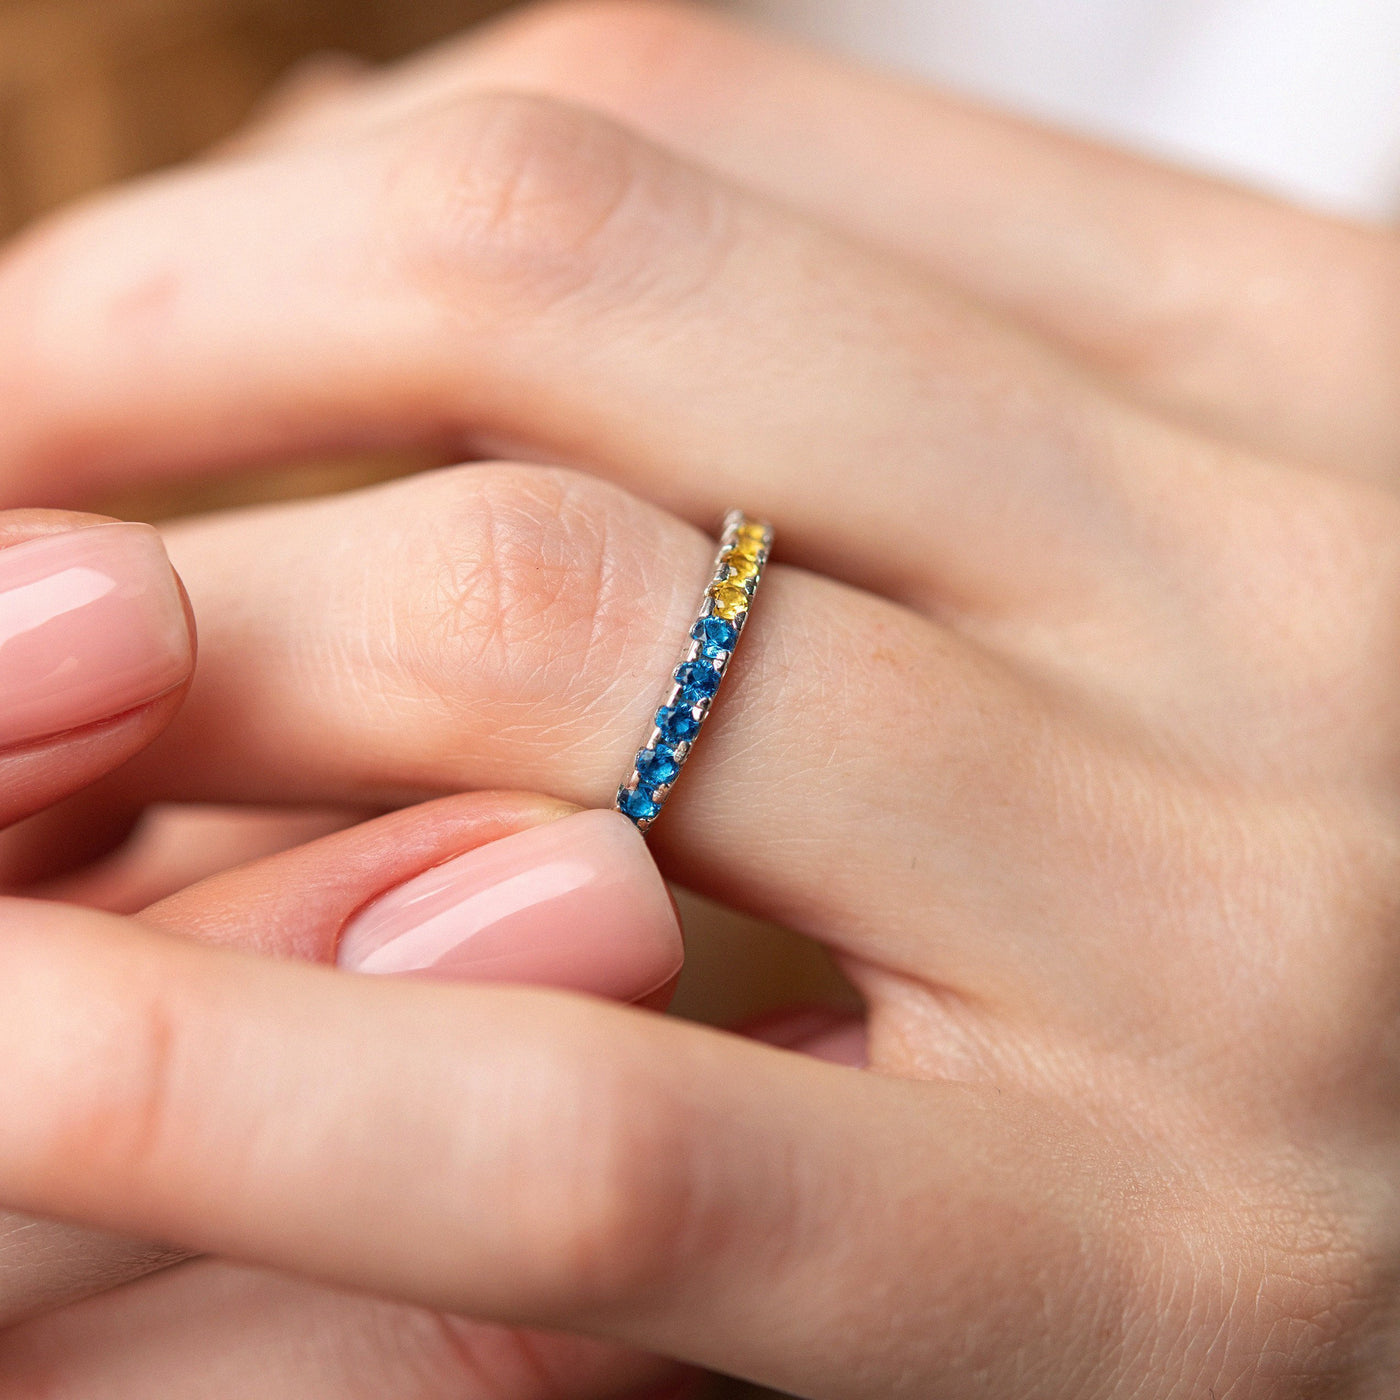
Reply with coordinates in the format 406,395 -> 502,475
0,898 -> 1163,1399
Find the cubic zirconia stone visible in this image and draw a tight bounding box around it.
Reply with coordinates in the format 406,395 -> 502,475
674,661 -> 721,698
709,581 -> 749,619
655,704 -> 701,743
722,550 -> 759,582
635,746 -> 680,786
618,786 -> 661,823
692,616 -> 738,659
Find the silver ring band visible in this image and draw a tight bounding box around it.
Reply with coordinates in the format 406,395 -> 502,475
615,510 -> 773,832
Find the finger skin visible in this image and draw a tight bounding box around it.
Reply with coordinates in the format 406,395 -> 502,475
0,900 -> 1359,1399
0,793 -> 683,1328
0,1257 -> 684,1400
268,0 -> 1400,480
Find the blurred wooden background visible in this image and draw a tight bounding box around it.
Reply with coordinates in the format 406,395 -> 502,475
0,0 -> 520,237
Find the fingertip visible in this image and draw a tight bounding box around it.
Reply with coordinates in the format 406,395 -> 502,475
337,806 -> 685,1004
138,792 -> 688,1012
0,516 -> 194,828
0,521 -> 193,754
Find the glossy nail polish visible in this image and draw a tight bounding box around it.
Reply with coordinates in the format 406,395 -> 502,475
337,808 -> 684,1001
0,523 -> 192,750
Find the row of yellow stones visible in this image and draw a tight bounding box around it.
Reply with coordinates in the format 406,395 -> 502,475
708,520 -> 770,619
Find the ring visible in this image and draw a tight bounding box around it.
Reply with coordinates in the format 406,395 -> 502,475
615,510 -> 773,832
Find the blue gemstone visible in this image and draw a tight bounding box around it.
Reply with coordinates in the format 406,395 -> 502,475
674,661 -> 721,698
635,747 -> 680,786
655,705 -> 701,743
691,617 -> 738,659
617,786 -> 661,824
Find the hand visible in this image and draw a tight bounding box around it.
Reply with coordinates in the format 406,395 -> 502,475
0,525 -> 685,1400
0,515 -> 687,1390
3,2 -> 1400,1395
1,787 -> 691,1398
0,510 -> 195,1321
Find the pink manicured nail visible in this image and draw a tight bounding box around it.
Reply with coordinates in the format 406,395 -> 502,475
337,809 -> 685,1000
0,524 -> 192,751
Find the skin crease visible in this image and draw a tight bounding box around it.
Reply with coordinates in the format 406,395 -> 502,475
2,1 -> 1400,1396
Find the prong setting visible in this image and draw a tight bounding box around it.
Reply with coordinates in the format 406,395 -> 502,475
615,511 -> 772,833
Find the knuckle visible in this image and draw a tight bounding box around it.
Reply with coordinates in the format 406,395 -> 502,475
0,199 -> 167,364
1104,222 -> 1400,396
386,91 -> 733,314
0,220 -> 89,457
29,953 -> 186,1204
508,1035 -> 715,1316
386,465 -> 653,732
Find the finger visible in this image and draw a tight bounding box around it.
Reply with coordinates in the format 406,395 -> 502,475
0,905 -> 1163,1398
0,796 -> 684,1327
0,515 -> 194,828
20,803 -> 361,911
0,91 -> 1185,613
145,798 -> 683,1002
95,463 -> 1080,1002
0,1258 -> 686,1400
258,0 -> 1400,480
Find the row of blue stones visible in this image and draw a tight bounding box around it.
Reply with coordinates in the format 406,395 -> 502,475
616,615 -> 741,826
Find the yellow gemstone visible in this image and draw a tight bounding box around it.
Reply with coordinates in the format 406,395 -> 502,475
722,550 -> 758,581
709,581 -> 750,619
730,536 -> 763,563
736,521 -> 768,544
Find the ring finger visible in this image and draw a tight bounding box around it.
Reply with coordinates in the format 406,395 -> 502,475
88,455 -> 1201,1054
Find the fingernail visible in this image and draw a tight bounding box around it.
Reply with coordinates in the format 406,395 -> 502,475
0,524 -> 192,751
337,808 -> 684,999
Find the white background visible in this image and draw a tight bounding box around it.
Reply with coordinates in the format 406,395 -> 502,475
737,0 -> 1400,219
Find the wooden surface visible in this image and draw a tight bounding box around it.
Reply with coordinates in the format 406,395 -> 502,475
0,0 -> 513,236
